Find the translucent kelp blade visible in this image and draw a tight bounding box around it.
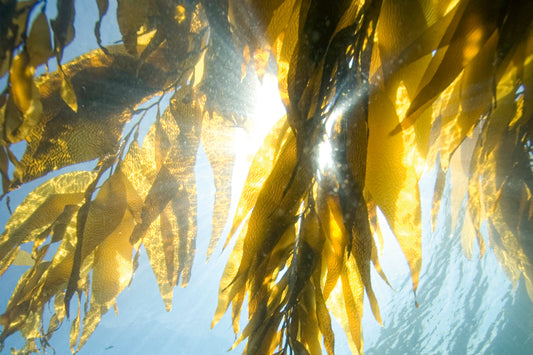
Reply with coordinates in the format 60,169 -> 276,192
0,171 -> 95,278
15,45 -> 167,185
227,116 -> 289,243
366,88 -> 422,292
76,210 -> 135,351
201,112 -> 236,260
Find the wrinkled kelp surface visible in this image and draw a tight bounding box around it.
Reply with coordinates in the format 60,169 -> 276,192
0,0 -> 532,354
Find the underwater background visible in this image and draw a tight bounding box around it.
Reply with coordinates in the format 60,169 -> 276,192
1,1 -> 533,354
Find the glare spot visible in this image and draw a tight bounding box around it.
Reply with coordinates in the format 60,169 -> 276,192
246,73 -> 286,153
431,49 -> 437,57
231,73 -> 286,200
175,5 -> 186,23
444,0 -> 460,15
395,81 -> 410,120
516,84 -> 525,98
318,140 -> 333,169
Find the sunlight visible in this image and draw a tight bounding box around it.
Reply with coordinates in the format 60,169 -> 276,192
316,101 -> 345,171
318,140 -> 333,169
245,73 -> 287,154
231,73 -> 287,201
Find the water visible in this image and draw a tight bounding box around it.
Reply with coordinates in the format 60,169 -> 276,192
357,170 -> 533,355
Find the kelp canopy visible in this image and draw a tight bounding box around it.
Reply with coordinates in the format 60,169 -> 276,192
0,0 -> 532,353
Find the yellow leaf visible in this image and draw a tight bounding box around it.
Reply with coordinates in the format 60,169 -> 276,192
313,275 -> 335,355
428,33 -> 496,170
129,165 -> 180,245
192,50 -> 206,87
399,1 -> 499,130
11,250 -> 35,266
27,13 -> 53,67
77,209 -> 135,350
142,214 -> 175,311
235,132 -> 310,289
121,141 -> 153,200
0,260 -> 53,345
201,112 -> 236,260
212,225 -> 245,328
431,161 -> 446,232
0,171 -> 95,273
82,170 -> 128,258
10,51 -> 34,114
165,88 -> 203,286
59,73 -> 78,112
325,254 -> 364,355
17,46 -> 165,184
0,171 -> 94,342
120,139 -> 178,307
3,97 -> 23,146
448,124 -> 480,233
366,88 -> 422,292
228,116 -> 289,242
299,286 -> 321,355
460,206 -> 477,260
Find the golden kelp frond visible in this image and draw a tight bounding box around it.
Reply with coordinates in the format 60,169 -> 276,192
432,23 -> 533,281
0,0 -> 75,155
0,1 -> 39,78
0,1 -> 51,151
0,171 -> 95,279
228,115 -> 290,243
213,130 -> 307,322
2,0 -> 533,353
162,86 -> 203,287
201,112 -> 237,260
76,208 -> 135,350
430,158 -> 446,232
4,50 -> 43,147
366,86 -> 422,292
216,1 -> 399,354
0,171 -> 96,351
217,198 -> 335,355
466,52 -> 533,291
128,88 -> 203,305
13,47 -> 167,185
376,0 -> 533,292
121,141 -> 179,307
0,97 -> 204,349
2,0 -> 209,188
1,1 -> 213,350
394,0 -> 504,132
319,177 -> 385,354
116,0 -> 198,64
218,1 -> 533,353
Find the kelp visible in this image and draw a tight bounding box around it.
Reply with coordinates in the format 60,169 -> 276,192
1,0 -> 533,354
